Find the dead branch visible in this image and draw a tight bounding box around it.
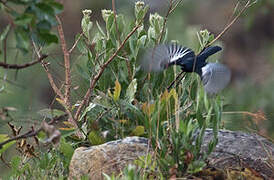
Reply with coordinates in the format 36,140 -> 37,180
0,127 -> 42,149
0,54 -> 48,69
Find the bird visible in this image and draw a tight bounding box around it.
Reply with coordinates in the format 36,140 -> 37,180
140,44 -> 231,94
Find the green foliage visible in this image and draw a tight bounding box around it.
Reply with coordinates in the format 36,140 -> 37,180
4,146 -> 72,179
72,1 -> 224,178
38,108 -> 66,119
0,134 -> 15,156
103,165 -> 143,180
2,0 -> 63,53
0,1 -> 228,179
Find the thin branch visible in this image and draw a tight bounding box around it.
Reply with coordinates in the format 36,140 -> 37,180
74,24 -> 142,121
68,32 -> 84,54
157,0 -> 173,44
41,62 -> 65,100
167,71 -> 185,91
207,0 -> 255,47
0,127 -> 42,149
0,54 -> 47,69
0,0 -> 15,12
0,114 -> 67,149
4,35 -> 7,63
157,0 -> 184,44
56,16 -> 71,108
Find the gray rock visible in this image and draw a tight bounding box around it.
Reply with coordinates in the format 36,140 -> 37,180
202,129 -> 274,179
69,129 -> 274,179
69,137 -> 150,179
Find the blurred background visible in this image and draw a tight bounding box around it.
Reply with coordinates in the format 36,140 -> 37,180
0,0 -> 273,141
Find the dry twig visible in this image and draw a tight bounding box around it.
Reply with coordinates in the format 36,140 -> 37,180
0,55 -> 48,69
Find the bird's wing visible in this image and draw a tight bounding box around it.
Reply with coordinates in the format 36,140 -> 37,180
141,44 -> 195,72
167,44 -> 195,64
201,63 -> 231,94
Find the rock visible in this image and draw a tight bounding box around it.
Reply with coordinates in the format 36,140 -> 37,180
202,129 -> 274,179
69,136 -> 149,179
69,129 -> 274,179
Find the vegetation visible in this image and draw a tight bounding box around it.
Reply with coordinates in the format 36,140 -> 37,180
0,0 -> 269,179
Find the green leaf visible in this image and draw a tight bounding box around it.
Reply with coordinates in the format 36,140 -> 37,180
47,1 -> 64,14
79,102 -> 96,121
137,35 -> 147,48
88,131 -> 105,145
11,156 -> 21,170
113,79 -> 121,101
9,0 -> 28,5
129,37 -> 137,58
116,14 -> 124,35
126,79 -> 137,103
0,134 -> 15,155
106,13 -> 114,37
14,13 -> 34,26
38,32 -> 58,44
0,24 -> 11,41
76,33 -> 88,54
59,138 -> 74,160
39,153 -> 49,169
96,21 -> 106,37
38,109 -> 66,119
37,20 -> 52,32
131,126 -> 145,136
36,3 -> 55,16
15,28 -> 29,53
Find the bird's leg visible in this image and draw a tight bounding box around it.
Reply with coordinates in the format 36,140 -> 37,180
167,71 -> 185,91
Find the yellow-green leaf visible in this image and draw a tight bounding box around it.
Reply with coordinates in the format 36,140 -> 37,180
88,131 -> 105,145
131,126 -> 145,136
113,79 -> 121,101
0,134 -> 15,155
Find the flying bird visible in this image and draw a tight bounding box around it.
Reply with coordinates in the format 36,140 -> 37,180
140,44 -> 231,94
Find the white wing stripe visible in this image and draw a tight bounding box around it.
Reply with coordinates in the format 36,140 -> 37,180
169,49 -> 192,63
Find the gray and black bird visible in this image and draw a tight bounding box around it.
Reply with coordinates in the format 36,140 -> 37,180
141,44 -> 231,94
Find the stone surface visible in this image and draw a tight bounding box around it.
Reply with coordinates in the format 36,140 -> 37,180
202,129 -> 274,179
69,129 -> 274,179
69,136 -> 149,180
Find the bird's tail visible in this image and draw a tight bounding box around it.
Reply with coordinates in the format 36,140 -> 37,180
197,46 -> 222,62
